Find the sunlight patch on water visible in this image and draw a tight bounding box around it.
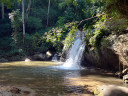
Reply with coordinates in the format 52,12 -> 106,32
0,61 -> 60,67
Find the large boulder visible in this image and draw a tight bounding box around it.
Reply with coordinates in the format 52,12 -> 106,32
94,85 -> 128,96
33,53 -> 46,60
33,51 -> 53,61
123,74 -> 128,84
0,58 -> 8,62
25,58 -> 32,62
46,51 -> 53,60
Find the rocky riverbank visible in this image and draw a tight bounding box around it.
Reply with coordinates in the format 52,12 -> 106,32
0,86 -> 35,96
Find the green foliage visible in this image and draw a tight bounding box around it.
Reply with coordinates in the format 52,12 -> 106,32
56,16 -> 66,26
85,14 -> 128,50
64,26 -> 77,50
63,22 -> 78,50
0,0 -> 21,9
32,33 -> 52,53
1,0 -> 128,61
0,18 -> 11,37
7,48 -> 24,56
44,27 -> 66,53
22,33 -> 53,55
0,37 -> 12,54
87,15 -> 109,48
104,18 -> 128,35
27,17 -> 42,30
58,0 -> 105,23
9,9 -> 22,44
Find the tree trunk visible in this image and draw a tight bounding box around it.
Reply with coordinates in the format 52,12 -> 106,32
1,3 -> 4,19
22,0 -> 25,45
26,0 -> 31,20
47,0 -> 51,27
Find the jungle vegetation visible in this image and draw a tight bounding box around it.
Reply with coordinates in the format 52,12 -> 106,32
0,0 -> 128,60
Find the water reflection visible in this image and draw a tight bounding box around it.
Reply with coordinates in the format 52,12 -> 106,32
0,61 -> 124,96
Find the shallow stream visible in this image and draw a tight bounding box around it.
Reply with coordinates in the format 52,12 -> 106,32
0,61 -> 124,96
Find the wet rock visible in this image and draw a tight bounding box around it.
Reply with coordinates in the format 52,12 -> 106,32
0,58 -> 8,62
46,51 -> 52,57
25,58 -> 31,62
0,86 -> 35,96
33,53 -> 46,60
94,85 -> 128,96
115,68 -> 128,78
21,91 -> 30,95
33,51 -> 53,61
60,50 -> 68,62
10,87 -> 21,94
46,51 -> 53,60
115,72 -> 123,78
123,74 -> 128,84
122,68 -> 128,76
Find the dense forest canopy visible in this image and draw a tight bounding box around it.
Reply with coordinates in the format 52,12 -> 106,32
0,0 -> 128,60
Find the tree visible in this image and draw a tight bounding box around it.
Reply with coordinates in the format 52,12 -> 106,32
22,0 -> 25,44
26,0 -> 31,20
47,0 -> 50,26
1,2 -> 4,19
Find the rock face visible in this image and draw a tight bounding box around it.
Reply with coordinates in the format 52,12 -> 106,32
60,49 -> 70,62
83,33 -> 128,71
83,46 -> 120,71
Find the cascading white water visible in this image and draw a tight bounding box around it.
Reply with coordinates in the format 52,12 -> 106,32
56,31 -> 85,70
62,37 -> 85,69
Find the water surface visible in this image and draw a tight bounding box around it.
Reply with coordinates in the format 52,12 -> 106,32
0,61 -> 124,96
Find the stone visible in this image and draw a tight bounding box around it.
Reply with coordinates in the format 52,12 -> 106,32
123,74 -> 128,84
122,68 -> 128,76
0,86 -> 35,96
126,27 -> 128,31
22,91 -> 30,95
0,58 -> 8,62
115,72 -> 123,78
10,87 -> 21,94
115,68 -> 128,78
25,58 -> 31,62
33,53 -> 46,60
94,85 -> 128,96
46,51 -> 52,57
46,51 -> 53,60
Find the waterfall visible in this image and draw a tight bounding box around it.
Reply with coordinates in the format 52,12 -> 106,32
55,30 -> 85,70
62,32 -> 85,70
